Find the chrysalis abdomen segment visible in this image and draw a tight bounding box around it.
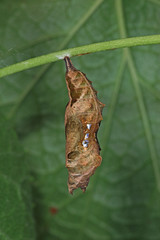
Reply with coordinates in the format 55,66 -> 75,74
64,57 -> 105,194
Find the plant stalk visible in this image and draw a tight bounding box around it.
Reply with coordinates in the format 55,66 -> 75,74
0,34 -> 160,78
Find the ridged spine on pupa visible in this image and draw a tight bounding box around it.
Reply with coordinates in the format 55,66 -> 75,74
64,56 -> 105,194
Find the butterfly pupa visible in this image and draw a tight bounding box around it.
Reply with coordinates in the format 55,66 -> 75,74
64,57 -> 105,194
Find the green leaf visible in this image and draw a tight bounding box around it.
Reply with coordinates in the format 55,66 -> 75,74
0,0 -> 160,240
0,118 -> 36,240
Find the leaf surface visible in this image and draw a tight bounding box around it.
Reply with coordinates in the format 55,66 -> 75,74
0,0 -> 160,239
0,118 -> 35,240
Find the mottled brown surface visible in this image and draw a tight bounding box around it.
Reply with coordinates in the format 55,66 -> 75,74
64,57 -> 105,194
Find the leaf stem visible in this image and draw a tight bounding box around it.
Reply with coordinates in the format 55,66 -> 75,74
0,34 -> 160,78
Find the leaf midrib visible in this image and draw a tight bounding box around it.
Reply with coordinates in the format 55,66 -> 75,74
116,0 -> 160,192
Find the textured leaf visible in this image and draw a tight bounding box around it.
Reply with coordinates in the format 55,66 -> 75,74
0,0 -> 160,240
0,118 -> 36,240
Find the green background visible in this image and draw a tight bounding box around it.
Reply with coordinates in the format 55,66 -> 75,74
0,0 -> 160,239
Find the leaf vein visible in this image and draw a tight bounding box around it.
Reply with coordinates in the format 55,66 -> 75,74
116,0 -> 160,192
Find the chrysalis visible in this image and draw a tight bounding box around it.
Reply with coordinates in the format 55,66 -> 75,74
64,57 -> 105,194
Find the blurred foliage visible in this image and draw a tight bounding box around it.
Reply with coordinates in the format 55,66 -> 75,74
0,118 -> 35,240
0,0 -> 160,239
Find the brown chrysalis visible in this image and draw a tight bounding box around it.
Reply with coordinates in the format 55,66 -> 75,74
64,57 -> 105,194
